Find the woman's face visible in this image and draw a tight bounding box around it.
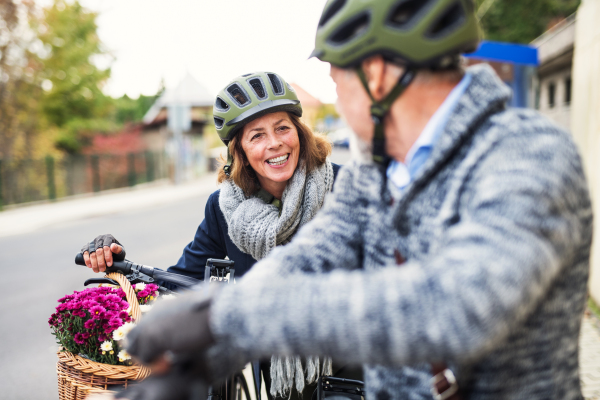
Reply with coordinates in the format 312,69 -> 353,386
240,111 -> 300,193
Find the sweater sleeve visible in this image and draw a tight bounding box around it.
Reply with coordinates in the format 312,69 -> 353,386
167,191 -> 227,283
210,130 -> 592,367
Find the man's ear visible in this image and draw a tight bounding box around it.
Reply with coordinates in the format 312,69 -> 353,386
361,55 -> 386,101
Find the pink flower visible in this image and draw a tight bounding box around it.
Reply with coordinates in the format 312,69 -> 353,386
84,320 -> 96,329
74,333 -> 85,345
89,305 -> 106,320
109,318 -> 122,329
104,311 -> 117,320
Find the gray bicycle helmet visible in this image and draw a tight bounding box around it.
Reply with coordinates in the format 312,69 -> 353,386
213,72 -> 302,146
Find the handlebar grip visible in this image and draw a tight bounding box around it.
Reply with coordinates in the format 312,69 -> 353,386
74,253 -> 132,275
75,253 -> 86,266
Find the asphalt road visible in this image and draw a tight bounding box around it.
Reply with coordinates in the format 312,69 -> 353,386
0,192 -> 209,400
0,148 -> 351,400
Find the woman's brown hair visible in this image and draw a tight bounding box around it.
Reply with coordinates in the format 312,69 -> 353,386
217,113 -> 332,196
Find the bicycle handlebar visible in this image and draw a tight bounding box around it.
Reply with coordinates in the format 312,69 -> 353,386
74,253 -> 201,289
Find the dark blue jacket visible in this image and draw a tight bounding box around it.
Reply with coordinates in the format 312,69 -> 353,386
167,164 -> 341,281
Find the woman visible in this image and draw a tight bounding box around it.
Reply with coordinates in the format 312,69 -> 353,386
81,71 -> 340,399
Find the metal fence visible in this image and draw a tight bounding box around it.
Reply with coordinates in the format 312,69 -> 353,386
0,151 -> 168,209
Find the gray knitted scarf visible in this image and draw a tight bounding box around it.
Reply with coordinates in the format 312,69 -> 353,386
219,159 -> 334,397
219,160 -> 334,260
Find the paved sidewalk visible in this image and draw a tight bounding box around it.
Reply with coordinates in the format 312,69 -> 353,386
582,312 -> 600,399
0,173 -> 218,238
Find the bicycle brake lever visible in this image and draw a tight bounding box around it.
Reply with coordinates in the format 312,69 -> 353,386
84,277 -> 120,286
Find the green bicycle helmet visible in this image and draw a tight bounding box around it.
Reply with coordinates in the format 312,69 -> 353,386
213,72 -> 302,146
311,0 -> 481,167
311,0 -> 481,69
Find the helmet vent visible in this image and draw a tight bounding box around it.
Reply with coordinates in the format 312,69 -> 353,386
387,0 -> 432,29
328,13 -> 370,45
248,77 -> 267,99
214,116 -> 225,129
226,83 -> 251,107
267,73 -> 284,95
215,96 -> 230,111
318,0 -> 346,27
426,2 -> 466,39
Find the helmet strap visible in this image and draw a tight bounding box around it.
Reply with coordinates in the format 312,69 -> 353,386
355,67 -> 416,167
223,143 -> 233,177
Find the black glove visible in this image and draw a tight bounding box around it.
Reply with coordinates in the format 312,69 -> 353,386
80,234 -> 126,261
125,291 -> 216,365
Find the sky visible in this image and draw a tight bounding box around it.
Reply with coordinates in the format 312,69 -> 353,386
71,0 -> 337,103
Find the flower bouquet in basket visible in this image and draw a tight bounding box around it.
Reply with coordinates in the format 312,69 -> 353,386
51,278 -> 160,400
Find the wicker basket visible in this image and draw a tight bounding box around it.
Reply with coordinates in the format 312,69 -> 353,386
56,272 -> 151,400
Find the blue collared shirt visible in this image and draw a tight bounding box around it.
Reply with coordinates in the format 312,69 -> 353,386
387,73 -> 472,190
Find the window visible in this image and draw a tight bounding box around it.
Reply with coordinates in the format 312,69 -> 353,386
565,77 -> 572,105
548,82 -> 556,108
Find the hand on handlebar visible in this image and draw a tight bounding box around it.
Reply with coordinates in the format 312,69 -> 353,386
80,234 -> 126,273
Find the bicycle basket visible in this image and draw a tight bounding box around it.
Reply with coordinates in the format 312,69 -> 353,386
56,272 -> 151,400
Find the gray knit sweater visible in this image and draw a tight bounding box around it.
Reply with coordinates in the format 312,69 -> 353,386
210,64 -> 593,400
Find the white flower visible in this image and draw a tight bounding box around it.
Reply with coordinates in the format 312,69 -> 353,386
112,328 -> 126,341
100,341 -> 113,352
161,294 -> 176,301
112,322 -> 135,341
118,350 -> 131,362
140,304 -> 153,313
120,322 -> 136,335
134,282 -> 146,291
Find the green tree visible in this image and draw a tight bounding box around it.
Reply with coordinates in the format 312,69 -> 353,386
37,0 -> 112,153
476,0 -> 580,44
112,94 -> 157,124
111,78 -> 164,124
0,0 -> 44,161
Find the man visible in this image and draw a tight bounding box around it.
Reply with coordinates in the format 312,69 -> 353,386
123,0 -> 592,399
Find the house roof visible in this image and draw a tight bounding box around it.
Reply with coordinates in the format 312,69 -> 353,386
143,73 -> 214,124
290,83 -> 322,108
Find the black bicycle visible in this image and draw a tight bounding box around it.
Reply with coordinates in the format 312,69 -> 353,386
74,254 -> 255,400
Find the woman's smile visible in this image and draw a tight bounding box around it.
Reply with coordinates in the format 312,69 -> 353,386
266,153 -> 290,167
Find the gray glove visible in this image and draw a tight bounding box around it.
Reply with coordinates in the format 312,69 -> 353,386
114,362 -> 208,400
125,291 -> 216,365
123,291 -> 252,399
80,233 -> 126,260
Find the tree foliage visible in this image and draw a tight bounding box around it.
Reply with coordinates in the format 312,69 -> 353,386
0,0 -> 44,161
477,0 -> 580,44
112,82 -> 163,125
37,0 -> 112,153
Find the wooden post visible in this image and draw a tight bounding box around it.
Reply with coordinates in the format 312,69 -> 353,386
145,151 -> 154,183
91,155 -> 100,192
45,155 -> 56,200
0,159 -> 3,210
127,153 -> 136,187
